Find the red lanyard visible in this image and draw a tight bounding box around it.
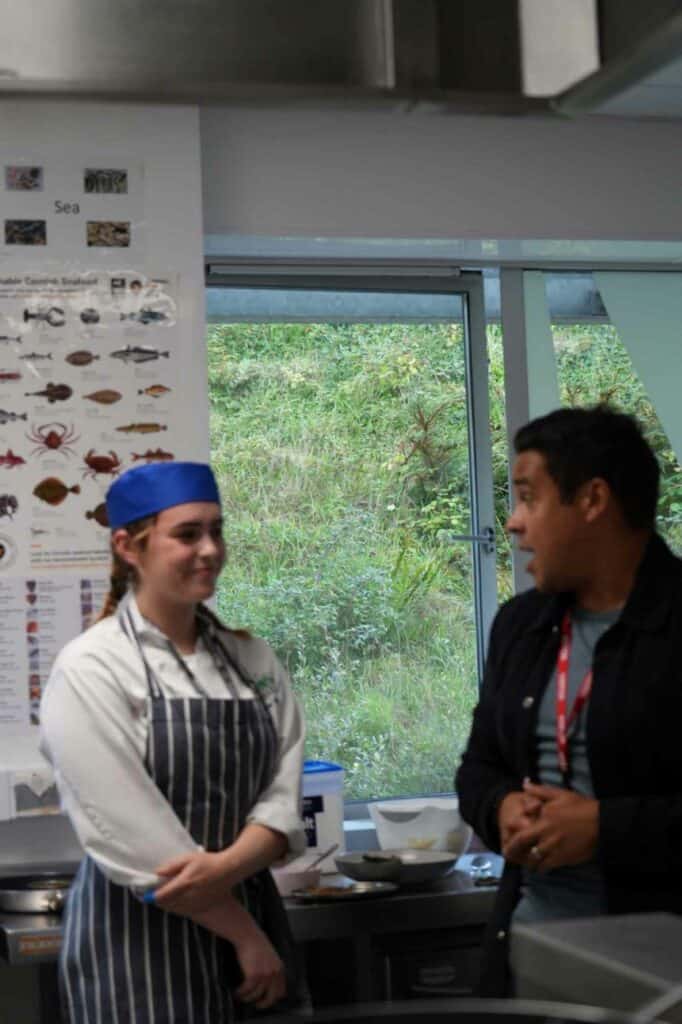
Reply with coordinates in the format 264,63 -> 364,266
555,612 -> 593,778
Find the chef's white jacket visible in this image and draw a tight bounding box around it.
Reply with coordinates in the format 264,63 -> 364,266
40,597 -> 306,890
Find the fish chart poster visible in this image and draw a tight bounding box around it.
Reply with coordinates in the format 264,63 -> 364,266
0,575 -> 108,729
0,270 -> 181,574
0,269 -> 183,730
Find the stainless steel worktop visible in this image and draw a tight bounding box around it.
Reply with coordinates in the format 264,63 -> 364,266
286,868 -> 498,943
1,862 -> 499,967
512,912 -> 682,1014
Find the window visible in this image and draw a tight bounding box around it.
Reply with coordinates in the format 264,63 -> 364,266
551,321 -> 682,553
206,276 -> 498,800
206,265 -> 682,800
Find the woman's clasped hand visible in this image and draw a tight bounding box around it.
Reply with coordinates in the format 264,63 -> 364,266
154,850 -> 237,914
153,842 -> 288,1008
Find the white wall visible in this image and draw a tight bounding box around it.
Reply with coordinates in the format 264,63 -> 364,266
200,107 -> 682,241
0,98 -> 207,872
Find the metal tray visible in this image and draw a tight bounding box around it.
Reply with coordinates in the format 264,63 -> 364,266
290,881 -> 398,902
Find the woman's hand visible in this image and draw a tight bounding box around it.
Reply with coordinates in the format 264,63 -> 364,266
192,897 -> 284,1007
192,898 -> 287,1009
154,823 -> 288,914
233,924 -> 286,1009
153,850 -> 234,914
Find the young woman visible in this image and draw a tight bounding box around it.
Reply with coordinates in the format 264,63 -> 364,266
40,461 -> 306,1023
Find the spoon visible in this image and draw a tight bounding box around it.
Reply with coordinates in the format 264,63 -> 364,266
469,854 -> 493,879
307,843 -> 339,869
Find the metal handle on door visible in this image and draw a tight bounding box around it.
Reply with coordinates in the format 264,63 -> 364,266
446,526 -> 495,555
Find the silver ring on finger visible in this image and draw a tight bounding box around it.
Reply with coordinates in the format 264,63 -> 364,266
530,844 -> 542,862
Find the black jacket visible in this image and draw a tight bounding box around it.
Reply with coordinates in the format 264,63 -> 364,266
456,533 -> 682,995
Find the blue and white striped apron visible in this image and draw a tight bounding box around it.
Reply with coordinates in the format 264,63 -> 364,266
59,605 -> 299,1024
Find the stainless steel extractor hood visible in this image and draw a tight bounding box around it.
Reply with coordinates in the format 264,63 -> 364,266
0,0 -> 680,118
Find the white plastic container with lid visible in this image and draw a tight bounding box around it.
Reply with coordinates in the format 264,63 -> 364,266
302,760 -> 344,873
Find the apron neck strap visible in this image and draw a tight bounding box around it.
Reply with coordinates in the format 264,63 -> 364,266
117,601 -> 163,698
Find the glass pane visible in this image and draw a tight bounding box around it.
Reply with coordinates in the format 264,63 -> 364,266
207,315 -> 480,800
486,323 -> 513,603
551,323 -> 682,553
207,286 -> 465,323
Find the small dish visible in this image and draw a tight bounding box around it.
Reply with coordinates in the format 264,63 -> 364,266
271,867 -> 321,897
290,881 -> 398,902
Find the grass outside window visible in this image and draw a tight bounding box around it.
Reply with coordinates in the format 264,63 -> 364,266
207,319 -> 682,800
208,321 -> 483,800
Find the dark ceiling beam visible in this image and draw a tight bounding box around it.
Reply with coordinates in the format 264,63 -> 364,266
0,77 -> 552,115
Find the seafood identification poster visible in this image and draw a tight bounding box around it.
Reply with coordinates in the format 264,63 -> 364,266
0,269 -> 182,731
0,106 -> 208,782
0,269 -> 180,575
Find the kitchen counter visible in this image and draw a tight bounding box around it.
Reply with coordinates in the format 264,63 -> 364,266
1,865 -> 498,965
0,861 -> 79,966
1,855 -> 501,1012
286,865 -> 499,1003
0,910 -> 63,965
286,867 -> 497,940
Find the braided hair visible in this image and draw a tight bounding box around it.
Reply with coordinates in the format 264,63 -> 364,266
96,516 -> 155,621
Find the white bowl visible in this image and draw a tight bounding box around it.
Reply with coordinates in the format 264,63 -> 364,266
369,797 -> 472,854
270,867 -> 321,898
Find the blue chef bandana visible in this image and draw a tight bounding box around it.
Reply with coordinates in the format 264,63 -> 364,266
105,462 -> 221,529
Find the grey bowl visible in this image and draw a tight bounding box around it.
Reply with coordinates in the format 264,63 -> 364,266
335,849 -> 459,886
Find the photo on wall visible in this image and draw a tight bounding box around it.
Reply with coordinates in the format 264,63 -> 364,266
0,534 -> 17,570
84,168 -> 128,194
86,220 -> 130,247
5,166 -> 43,191
4,220 -> 47,245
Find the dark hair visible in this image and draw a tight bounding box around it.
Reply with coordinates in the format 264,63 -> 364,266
514,405 -> 659,530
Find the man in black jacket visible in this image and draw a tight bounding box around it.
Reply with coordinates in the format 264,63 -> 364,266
456,405 -> 682,995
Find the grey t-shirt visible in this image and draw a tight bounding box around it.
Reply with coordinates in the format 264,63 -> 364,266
513,606 -> 619,924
